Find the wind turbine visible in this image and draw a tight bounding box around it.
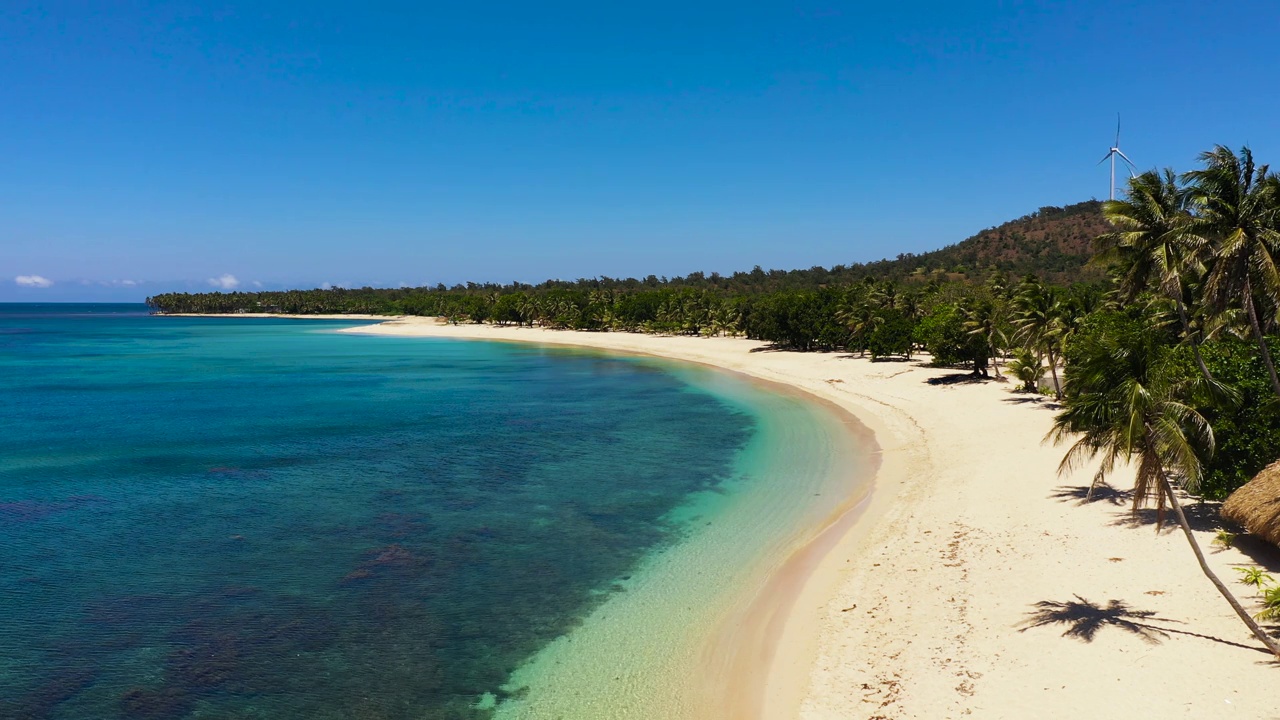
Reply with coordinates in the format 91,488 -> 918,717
1098,113 -> 1137,200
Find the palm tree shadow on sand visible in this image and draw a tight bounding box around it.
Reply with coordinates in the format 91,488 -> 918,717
1020,595 -> 1270,654
1000,395 -> 1061,410
1050,484 -> 1132,506
1108,501 -> 1222,533
924,372 -> 993,386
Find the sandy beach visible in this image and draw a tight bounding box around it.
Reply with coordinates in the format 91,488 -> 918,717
325,316 -> 1278,719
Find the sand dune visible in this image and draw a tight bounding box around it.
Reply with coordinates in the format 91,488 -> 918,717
342,318 -> 1276,719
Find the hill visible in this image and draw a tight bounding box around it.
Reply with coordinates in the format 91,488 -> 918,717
560,196 -> 1111,292
880,199 -> 1109,285
570,198 -> 1110,292
147,199 -> 1112,314
524,198 -> 1109,293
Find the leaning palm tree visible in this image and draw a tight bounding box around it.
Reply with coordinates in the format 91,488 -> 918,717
1048,316 -> 1278,658
1096,169 -> 1214,381
1184,146 -> 1280,398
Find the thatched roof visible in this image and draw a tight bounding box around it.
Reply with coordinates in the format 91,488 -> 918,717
1222,460 -> 1280,547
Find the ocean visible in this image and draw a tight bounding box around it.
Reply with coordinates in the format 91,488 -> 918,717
0,304 -> 867,719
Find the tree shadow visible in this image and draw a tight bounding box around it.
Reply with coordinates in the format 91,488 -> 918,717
826,354 -> 916,362
748,343 -> 790,353
925,373 -> 993,386
748,344 -> 852,354
1051,484 -> 1132,507
1110,501 -> 1223,533
1020,595 -> 1269,653
1001,396 -> 1061,410
1222,533 -> 1280,575
1020,595 -> 1168,644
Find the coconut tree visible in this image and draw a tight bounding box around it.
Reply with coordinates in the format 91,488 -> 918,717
1048,314 -> 1279,658
986,269 -> 1011,301
871,280 -> 899,311
1184,146 -> 1280,398
962,297 -> 1006,378
836,290 -> 876,356
1012,279 -> 1066,399
1005,348 -> 1042,392
1095,169 -> 1216,380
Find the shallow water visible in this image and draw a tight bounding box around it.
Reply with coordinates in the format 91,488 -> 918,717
0,305 -> 868,719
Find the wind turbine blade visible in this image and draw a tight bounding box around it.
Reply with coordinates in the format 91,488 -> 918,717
1116,149 -> 1137,169
1116,113 -> 1121,146
1097,151 -> 1113,165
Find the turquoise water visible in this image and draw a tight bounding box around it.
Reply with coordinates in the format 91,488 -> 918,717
0,304 -> 796,719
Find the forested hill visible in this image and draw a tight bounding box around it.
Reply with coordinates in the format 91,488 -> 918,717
884,200 -> 1107,285
149,199 -> 1108,315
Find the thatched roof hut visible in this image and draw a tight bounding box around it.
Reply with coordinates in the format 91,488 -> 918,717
1222,460 -> 1280,547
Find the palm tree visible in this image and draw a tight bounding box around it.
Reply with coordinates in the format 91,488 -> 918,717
986,269 -> 1010,300
1048,317 -> 1279,658
1184,146 -> 1280,398
1012,279 -> 1065,399
836,291 -> 876,356
1005,348 -> 1042,392
1097,169 -> 1214,381
871,281 -> 899,311
962,297 -> 1007,378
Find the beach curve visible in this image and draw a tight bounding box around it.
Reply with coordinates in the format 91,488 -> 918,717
334,317 -> 1276,719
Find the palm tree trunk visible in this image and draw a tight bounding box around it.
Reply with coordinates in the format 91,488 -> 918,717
1243,277 -> 1280,398
1047,348 -> 1062,400
1174,299 -> 1214,383
989,330 -> 1003,378
1159,476 -> 1280,659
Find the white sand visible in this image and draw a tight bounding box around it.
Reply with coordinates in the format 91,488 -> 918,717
339,318 -> 1276,718
165,313 -> 402,320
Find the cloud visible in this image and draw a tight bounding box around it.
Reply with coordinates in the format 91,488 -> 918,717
15,275 -> 54,288
251,280 -> 263,288
207,274 -> 240,290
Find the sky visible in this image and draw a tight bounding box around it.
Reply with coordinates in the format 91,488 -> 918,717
3,1 -> 1278,301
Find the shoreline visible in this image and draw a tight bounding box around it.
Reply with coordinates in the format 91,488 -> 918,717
337,320 -> 900,719
161,312 -> 403,320
328,319 -> 958,719
174,315 -> 1277,717
341,320 -> 887,719
340,319 -> 1279,718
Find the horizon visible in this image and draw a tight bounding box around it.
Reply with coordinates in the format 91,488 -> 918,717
4,197 -> 1099,303
4,2 -> 1278,302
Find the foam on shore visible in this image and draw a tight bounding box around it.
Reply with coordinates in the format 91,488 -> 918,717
484,359 -> 872,719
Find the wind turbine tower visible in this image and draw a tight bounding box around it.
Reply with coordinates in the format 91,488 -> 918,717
1098,114 -> 1137,200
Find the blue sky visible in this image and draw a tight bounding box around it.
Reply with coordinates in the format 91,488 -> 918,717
3,1 -> 1278,301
